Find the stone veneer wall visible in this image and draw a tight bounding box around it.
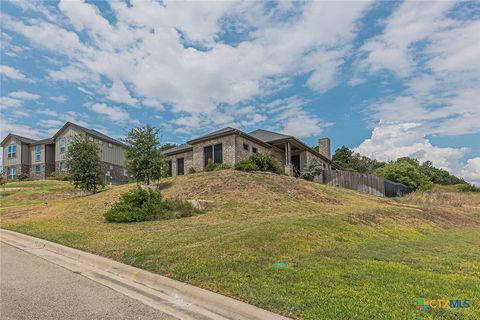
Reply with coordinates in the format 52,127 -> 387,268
192,135 -> 236,170
54,161 -> 129,184
164,151 -> 194,176
3,164 -> 30,180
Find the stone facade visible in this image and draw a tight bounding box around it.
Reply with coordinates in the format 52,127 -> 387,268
3,164 -> 30,180
192,134 -> 237,170
165,151 -> 194,176
101,162 -> 129,184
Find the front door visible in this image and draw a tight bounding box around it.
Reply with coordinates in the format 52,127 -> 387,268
291,155 -> 300,176
177,158 -> 184,176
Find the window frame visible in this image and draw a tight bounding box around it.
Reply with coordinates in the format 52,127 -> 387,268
243,143 -> 249,151
7,143 -> 16,159
35,145 -> 41,162
60,161 -> 67,172
35,164 -> 42,173
108,143 -> 113,148
252,147 -> 258,153
8,167 -> 17,180
59,138 -> 66,153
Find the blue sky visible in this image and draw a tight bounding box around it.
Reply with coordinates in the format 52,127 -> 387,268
1,0 -> 479,184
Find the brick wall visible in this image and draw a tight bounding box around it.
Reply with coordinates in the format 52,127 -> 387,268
192,135 -> 236,170
164,151 -> 194,176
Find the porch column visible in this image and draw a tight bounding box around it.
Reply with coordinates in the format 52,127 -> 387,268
284,142 -> 293,176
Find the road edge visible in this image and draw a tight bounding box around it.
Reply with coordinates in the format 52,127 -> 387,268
0,229 -> 291,320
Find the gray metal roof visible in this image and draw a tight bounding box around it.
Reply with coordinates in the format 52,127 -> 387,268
29,138 -> 55,145
187,127 -> 237,144
53,122 -> 124,146
248,129 -> 291,143
0,134 -> 37,146
162,143 -> 193,155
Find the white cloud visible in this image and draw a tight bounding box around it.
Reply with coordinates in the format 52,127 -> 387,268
49,95 -> 68,103
4,1 -> 372,137
0,97 -> 23,108
0,65 -> 28,81
8,91 -> 41,100
461,158 -> 480,186
355,121 -> 478,184
87,103 -> 130,122
39,119 -> 64,128
38,108 -> 58,116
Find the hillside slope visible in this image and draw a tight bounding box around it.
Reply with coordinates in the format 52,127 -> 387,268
1,170 -> 479,320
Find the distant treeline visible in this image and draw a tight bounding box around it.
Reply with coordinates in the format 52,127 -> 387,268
326,146 -> 478,191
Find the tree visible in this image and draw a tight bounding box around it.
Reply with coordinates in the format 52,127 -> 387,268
124,125 -> 166,185
332,146 -> 384,173
374,161 -> 431,190
66,135 -> 104,193
300,158 -> 323,181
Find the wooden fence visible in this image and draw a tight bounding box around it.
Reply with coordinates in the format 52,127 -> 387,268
316,170 -> 412,197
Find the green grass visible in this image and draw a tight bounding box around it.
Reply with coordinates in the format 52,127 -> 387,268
1,170 -> 479,320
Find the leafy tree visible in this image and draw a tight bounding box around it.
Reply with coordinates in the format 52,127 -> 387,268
332,146 -> 384,173
160,143 -> 177,152
66,135 -> 104,193
300,158 -> 323,181
124,125 -> 166,185
374,161 -> 431,190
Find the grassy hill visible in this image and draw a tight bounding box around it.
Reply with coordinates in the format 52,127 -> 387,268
1,170 -> 479,320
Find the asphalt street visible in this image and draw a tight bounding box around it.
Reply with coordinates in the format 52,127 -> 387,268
0,242 -> 174,320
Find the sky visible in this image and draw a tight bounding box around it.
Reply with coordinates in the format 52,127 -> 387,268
1,0 -> 479,185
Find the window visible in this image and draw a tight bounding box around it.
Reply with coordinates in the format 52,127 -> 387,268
252,147 -> 258,153
204,145 -> 213,166
167,160 -> 172,176
204,143 -> 223,166
7,144 -> 16,159
123,169 -> 128,177
88,136 -> 94,142
8,167 -> 16,180
213,143 -> 223,164
177,158 -> 185,176
35,145 -> 41,162
109,165 -> 113,170
98,140 -> 103,145
243,143 -> 249,151
35,165 -> 41,173
108,143 -> 113,148
60,161 -> 67,172
59,138 -> 66,153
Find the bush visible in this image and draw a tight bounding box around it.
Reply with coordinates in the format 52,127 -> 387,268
47,172 -> 70,181
187,167 -> 197,174
204,162 -> 231,172
234,153 -> 282,174
18,173 -> 32,181
300,158 -> 323,181
104,186 -> 200,223
456,183 -> 480,192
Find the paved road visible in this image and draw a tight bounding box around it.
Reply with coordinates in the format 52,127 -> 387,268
0,242 -> 174,320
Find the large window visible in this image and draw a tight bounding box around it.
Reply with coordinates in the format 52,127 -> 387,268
203,143 -> 223,166
177,158 -> 184,176
35,145 -> 41,162
8,167 -> 17,180
60,138 -> 66,153
7,144 -> 16,159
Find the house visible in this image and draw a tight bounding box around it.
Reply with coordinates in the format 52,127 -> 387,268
162,127 -> 332,176
1,122 -> 129,183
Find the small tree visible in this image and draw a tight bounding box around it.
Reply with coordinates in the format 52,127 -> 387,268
300,158 -> 323,181
66,135 -> 104,193
124,125 -> 166,185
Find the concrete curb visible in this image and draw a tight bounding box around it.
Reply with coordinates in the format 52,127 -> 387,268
0,229 -> 291,320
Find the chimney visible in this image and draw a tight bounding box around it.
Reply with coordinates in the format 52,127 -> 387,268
318,138 -> 331,160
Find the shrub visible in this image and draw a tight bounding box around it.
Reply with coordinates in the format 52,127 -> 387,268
456,183 -> 480,192
18,173 -> 32,181
300,158 -> 323,181
104,185 -> 200,223
204,162 -> 231,172
47,172 -> 70,181
187,167 -> 197,174
234,153 -> 282,174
